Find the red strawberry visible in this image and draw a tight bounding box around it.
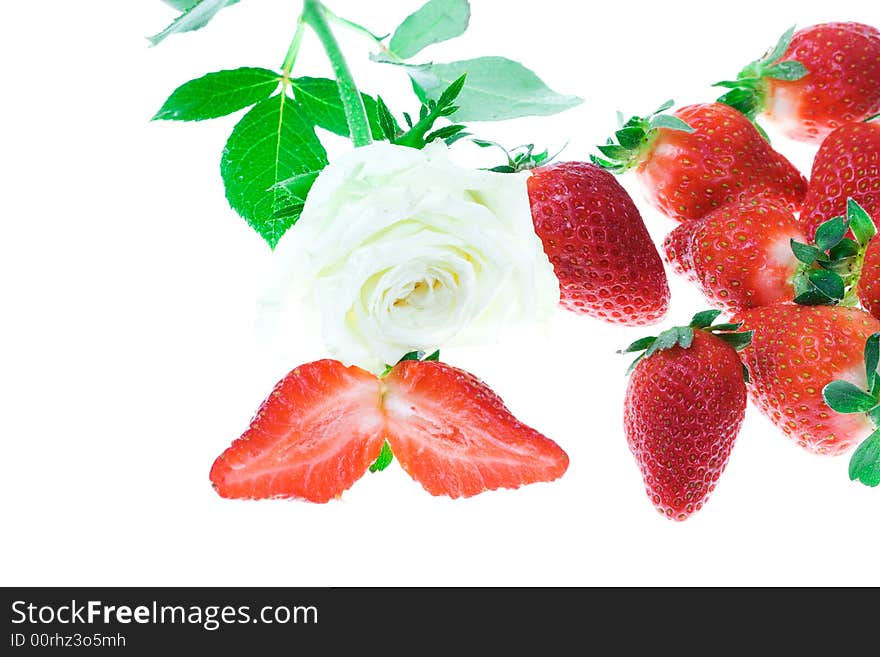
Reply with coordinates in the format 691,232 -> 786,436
527,161 -> 669,325
859,238 -> 880,318
736,304 -> 880,455
799,121 -> 880,238
622,311 -> 750,521
210,359 -> 386,503
662,222 -> 696,279
210,358 -> 569,502
383,360 -> 568,498
665,198 -> 806,311
593,101 -> 807,223
717,24 -> 880,143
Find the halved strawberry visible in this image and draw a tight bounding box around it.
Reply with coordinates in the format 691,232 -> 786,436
210,358 -> 569,502
210,359 -> 386,503
383,360 -> 569,498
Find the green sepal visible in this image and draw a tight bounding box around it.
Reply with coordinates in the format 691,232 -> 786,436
392,74 -> 468,149
849,198 -> 877,246
742,363 -> 750,384
822,380 -> 879,414
849,431 -> 880,487
619,309 -> 751,374
828,239 -> 860,261
714,25 -> 808,121
381,349 -> 441,376
790,240 -> 823,265
814,216 -> 848,252
592,100 -> 693,174
369,441 -> 395,473
866,333 -> 880,395
690,309 -> 723,329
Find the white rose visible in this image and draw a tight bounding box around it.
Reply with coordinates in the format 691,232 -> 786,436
263,141 -> 559,374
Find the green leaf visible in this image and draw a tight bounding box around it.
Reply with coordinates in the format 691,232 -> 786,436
690,309 -> 723,329
389,0 -> 471,59
369,441 -> 395,473
848,198 -> 877,246
271,171 -> 319,225
645,327 -> 691,358
614,127 -> 645,149
866,333 -> 880,393
790,240 -> 820,265
814,216 -> 848,252
849,431 -> 880,486
822,380 -> 878,414
220,94 -> 327,248
153,68 -> 280,121
291,77 -> 389,140
761,25 -> 797,65
618,336 -> 656,354
407,57 -> 582,121
649,114 -> 694,133
828,238 -> 860,260
718,330 -> 754,352
763,61 -> 808,81
375,96 -> 398,140
808,269 -> 845,301
437,73 -> 467,107
149,0 -> 238,46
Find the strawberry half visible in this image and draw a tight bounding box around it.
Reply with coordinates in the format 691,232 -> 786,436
799,121 -> 880,238
210,358 -> 569,502
527,161 -> 669,325
736,304 -> 880,455
716,24 -> 880,143
622,310 -> 750,521
593,101 -> 807,223
210,359 -> 386,503
383,360 -> 569,498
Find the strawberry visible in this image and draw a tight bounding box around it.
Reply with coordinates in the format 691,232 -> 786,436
666,197 -> 878,313
621,310 -> 751,520
822,333 -> 880,487
716,24 -> 880,143
210,358 -> 568,502
798,121 -> 880,238
736,304 -> 880,455
665,198 -> 806,311
383,360 -> 568,498
593,101 -> 807,223
859,237 -> 880,318
526,161 -> 669,325
209,359 -> 387,503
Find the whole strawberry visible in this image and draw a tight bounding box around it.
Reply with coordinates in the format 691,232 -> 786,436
736,304 -> 880,455
799,121 -> 880,238
527,161 -> 669,325
664,197 -> 877,312
622,310 -> 751,520
716,24 -> 880,143
593,101 -> 807,223
664,198 -> 806,311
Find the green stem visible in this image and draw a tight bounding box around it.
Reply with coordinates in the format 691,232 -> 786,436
302,0 -> 372,147
281,16 -> 306,79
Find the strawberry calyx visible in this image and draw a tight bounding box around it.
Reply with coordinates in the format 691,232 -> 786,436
472,139 -> 557,173
619,309 -> 753,376
373,349 -> 441,473
714,25 -> 808,131
791,199 -> 877,306
590,100 -> 693,174
822,332 -> 880,487
867,113 -> 880,123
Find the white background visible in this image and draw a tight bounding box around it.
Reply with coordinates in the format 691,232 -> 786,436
2,0 -> 878,586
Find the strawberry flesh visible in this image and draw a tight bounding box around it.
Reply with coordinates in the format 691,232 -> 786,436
383,360 -> 569,498
210,359 -> 386,503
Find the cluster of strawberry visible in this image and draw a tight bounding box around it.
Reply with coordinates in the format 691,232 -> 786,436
527,22 -> 880,520
211,21 -> 880,513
